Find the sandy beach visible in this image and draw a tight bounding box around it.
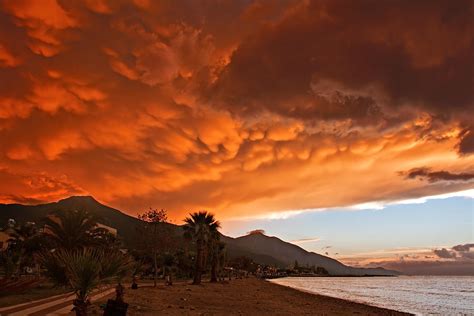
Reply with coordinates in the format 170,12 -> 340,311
89,277 -> 411,315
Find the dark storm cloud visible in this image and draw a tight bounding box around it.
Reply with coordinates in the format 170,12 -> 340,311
210,0 -> 474,130
452,243 -> 474,252
459,127 -> 474,155
433,244 -> 474,260
433,248 -> 456,259
403,167 -> 474,183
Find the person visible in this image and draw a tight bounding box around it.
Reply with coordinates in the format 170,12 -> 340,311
115,283 -> 124,302
103,283 -> 128,316
131,275 -> 138,289
165,274 -> 172,286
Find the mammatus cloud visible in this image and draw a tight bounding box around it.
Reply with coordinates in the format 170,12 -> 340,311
0,0 -> 473,220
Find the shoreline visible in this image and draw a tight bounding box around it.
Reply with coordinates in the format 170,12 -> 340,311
266,279 -> 412,315
88,277 -> 411,315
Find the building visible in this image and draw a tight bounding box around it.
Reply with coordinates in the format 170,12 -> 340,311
0,231 -> 10,251
44,214 -> 117,237
96,222 -> 118,236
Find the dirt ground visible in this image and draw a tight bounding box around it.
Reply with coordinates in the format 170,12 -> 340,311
88,277 -> 411,315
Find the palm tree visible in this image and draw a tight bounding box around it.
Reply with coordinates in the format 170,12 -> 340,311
42,248 -> 130,316
43,210 -> 102,249
183,211 -> 220,285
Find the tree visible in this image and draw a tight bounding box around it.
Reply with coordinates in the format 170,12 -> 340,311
43,210 -> 107,249
228,256 -> 257,273
175,249 -> 194,279
6,221 -> 44,277
0,251 -> 16,279
316,266 -> 329,275
293,260 -> 299,271
162,253 -> 175,285
138,208 -> 168,223
183,211 -> 220,285
209,234 -> 224,283
137,208 -> 169,287
38,210 -> 118,287
41,248 -> 130,316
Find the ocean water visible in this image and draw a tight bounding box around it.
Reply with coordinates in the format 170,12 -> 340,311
269,276 -> 474,315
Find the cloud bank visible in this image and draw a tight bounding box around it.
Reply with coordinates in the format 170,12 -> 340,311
343,243 -> 474,275
0,0 -> 473,219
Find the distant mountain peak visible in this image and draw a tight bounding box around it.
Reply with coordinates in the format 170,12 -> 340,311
239,231 -> 280,242
58,195 -> 99,204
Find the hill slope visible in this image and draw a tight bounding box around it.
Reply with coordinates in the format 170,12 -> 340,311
0,196 -> 146,246
0,196 -> 398,276
222,233 -> 398,276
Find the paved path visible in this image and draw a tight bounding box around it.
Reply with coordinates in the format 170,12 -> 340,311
0,287 -> 115,316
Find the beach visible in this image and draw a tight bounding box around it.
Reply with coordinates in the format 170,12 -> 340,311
89,277 -> 410,315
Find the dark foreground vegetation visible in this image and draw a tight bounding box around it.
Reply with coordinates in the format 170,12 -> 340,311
0,207 -> 240,316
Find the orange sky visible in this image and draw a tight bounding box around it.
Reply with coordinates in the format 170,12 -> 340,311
0,0 -> 473,221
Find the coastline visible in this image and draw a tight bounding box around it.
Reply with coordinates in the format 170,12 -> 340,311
89,277 -> 411,315
266,279 -> 412,315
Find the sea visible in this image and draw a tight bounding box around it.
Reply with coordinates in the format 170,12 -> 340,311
269,276 -> 474,315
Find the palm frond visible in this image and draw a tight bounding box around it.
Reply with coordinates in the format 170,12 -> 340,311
40,248 -> 131,301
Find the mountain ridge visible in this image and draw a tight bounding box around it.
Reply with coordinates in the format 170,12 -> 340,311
0,195 -> 398,276
225,231 -> 397,276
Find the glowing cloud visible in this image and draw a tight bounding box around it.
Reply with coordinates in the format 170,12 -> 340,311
0,0 -> 472,221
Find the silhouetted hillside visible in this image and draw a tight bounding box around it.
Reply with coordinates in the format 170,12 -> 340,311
0,196 -> 154,246
222,231 -> 399,276
0,196 -> 398,276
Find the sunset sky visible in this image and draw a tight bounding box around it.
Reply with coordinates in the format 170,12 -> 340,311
0,0 -> 473,269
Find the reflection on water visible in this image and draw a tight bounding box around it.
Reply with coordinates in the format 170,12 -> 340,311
269,276 -> 474,315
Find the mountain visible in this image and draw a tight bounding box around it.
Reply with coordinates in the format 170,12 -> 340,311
222,233 -> 398,276
0,196 -> 398,276
0,196 -> 147,246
